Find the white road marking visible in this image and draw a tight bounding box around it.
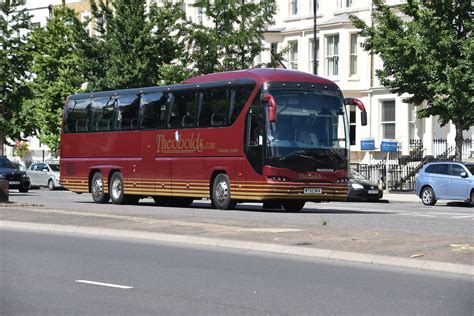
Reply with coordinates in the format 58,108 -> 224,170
451,215 -> 474,219
75,280 -> 133,289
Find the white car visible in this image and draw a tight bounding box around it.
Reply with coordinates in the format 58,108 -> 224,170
27,162 -> 62,190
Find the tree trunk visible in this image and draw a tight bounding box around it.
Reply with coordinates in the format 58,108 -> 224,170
454,123 -> 464,161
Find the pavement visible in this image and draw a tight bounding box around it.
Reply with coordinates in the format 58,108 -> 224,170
384,191 -> 421,203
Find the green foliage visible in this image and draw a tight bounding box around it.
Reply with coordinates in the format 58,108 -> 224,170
89,0 -> 188,90
350,0 -> 473,159
0,0 -> 33,145
187,0 -> 277,75
28,4 -> 90,153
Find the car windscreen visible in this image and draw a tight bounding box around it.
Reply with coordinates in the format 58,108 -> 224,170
0,158 -> 14,168
465,164 -> 474,175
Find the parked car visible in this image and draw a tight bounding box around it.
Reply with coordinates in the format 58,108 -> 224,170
27,161 -> 62,190
0,156 -> 30,192
347,170 -> 383,201
415,161 -> 474,206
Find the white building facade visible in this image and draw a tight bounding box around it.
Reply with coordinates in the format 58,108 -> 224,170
259,0 -> 473,162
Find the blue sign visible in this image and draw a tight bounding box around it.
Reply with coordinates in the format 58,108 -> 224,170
381,140 -> 398,153
360,138 -> 375,151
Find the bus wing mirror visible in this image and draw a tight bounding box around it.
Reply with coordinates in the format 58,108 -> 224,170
262,93 -> 277,123
344,98 -> 367,126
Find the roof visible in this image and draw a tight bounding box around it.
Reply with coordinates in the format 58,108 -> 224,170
183,68 -> 336,86
67,68 -> 338,101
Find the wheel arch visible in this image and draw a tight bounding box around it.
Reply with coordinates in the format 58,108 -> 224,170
209,169 -> 228,198
419,184 -> 433,198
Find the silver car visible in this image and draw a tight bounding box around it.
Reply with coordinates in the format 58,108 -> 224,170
27,162 -> 62,190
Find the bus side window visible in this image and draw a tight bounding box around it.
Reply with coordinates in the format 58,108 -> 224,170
67,99 -> 91,133
141,92 -> 167,129
230,84 -> 255,125
116,95 -> 140,130
90,97 -> 110,132
199,87 -> 228,128
168,90 -> 196,129
64,100 -> 75,133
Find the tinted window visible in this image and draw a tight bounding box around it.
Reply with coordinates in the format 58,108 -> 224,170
465,165 -> 474,175
169,90 -> 196,129
115,95 -> 140,130
451,164 -> 466,176
230,84 -> 255,124
65,99 -> 91,133
428,164 -> 450,175
141,92 -> 168,129
199,88 -> 229,127
90,97 -> 115,132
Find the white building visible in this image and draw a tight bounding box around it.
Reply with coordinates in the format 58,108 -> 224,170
259,0 -> 473,162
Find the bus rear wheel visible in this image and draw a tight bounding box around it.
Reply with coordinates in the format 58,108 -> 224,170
212,173 -> 236,210
109,172 -> 138,205
91,172 -> 110,203
282,200 -> 305,212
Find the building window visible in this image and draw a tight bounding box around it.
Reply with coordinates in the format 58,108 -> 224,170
349,105 -> 356,145
196,6 -> 203,24
409,104 -> 417,140
271,42 -> 278,54
340,0 -> 353,8
290,0 -> 298,15
382,100 -> 396,139
350,34 -> 358,75
31,22 -> 41,29
309,38 -> 319,75
326,35 -> 339,76
288,41 -> 298,70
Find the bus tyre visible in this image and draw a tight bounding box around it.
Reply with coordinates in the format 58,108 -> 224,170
91,172 -> 110,203
109,172 -> 126,204
421,186 -> 436,206
212,174 -> 236,210
282,200 -> 305,212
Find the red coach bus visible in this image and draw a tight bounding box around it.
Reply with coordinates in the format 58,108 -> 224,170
60,68 -> 366,211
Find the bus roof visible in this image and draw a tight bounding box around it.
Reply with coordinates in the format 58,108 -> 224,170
66,68 -> 338,101
182,68 -> 337,86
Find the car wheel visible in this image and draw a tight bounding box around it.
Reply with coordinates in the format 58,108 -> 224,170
470,190 -> 474,207
282,200 -> 305,212
48,179 -> 55,191
212,173 -> 236,210
18,185 -> 29,193
421,186 -> 436,206
91,172 -> 110,203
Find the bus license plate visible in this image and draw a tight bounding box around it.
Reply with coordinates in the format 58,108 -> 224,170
304,188 -> 322,194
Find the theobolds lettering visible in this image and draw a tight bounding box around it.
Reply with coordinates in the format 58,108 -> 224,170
156,133 -> 204,153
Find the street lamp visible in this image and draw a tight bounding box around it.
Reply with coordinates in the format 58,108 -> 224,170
313,0 -> 318,75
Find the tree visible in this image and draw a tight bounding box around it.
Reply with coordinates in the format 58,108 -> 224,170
89,0 -> 188,90
27,3 -> 90,153
187,0 -> 278,75
0,0 -> 33,148
350,0 -> 473,160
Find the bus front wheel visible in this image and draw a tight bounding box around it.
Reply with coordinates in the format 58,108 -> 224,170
91,172 -> 110,203
282,200 -> 305,212
212,174 -> 236,210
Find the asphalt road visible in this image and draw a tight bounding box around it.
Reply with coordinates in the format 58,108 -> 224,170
8,189 -> 473,237
2,229 -> 472,315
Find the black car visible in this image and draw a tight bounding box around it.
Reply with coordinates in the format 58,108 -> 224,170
0,156 -> 30,192
347,170 -> 383,201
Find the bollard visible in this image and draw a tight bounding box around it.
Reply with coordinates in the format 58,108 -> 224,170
0,180 -> 9,202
